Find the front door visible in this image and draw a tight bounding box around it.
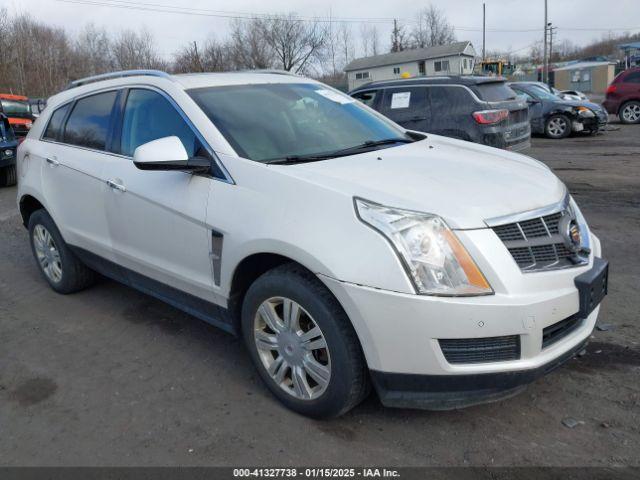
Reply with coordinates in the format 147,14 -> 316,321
103,88 -> 216,302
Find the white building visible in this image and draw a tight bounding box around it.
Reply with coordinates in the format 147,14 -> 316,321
345,41 -> 477,91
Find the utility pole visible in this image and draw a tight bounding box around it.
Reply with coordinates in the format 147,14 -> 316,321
192,41 -> 203,72
543,0 -> 548,83
482,3 -> 486,63
548,23 -> 556,86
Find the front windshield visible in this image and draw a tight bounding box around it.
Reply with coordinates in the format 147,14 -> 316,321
188,83 -> 408,162
529,85 -> 561,101
0,99 -> 32,117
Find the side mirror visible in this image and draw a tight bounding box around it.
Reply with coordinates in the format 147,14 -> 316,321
527,98 -> 540,105
133,136 -> 210,173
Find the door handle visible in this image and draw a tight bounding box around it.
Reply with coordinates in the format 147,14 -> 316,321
106,180 -> 126,192
45,157 -> 59,167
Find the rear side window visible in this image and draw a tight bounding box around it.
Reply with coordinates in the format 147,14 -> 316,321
625,71 -> 640,83
429,86 -> 471,113
43,104 -> 70,141
379,87 -> 428,121
352,90 -> 379,108
64,91 -> 117,151
120,89 -> 204,158
473,82 -> 518,102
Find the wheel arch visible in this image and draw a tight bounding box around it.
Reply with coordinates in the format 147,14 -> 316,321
19,194 -> 47,228
226,252 -> 369,361
619,98 -> 640,111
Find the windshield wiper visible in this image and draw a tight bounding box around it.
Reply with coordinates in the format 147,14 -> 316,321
264,137 -> 414,165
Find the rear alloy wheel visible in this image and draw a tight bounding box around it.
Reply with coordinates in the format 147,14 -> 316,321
545,114 -> 571,139
619,101 -> 640,124
33,224 -> 64,284
28,209 -> 96,294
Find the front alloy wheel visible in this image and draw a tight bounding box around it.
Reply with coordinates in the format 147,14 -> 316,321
241,263 -> 369,418
546,114 -> 570,139
254,297 -> 331,400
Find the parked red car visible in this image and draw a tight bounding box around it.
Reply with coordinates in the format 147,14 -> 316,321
603,67 -> 640,124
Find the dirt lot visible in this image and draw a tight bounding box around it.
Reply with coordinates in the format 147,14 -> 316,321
0,123 -> 639,468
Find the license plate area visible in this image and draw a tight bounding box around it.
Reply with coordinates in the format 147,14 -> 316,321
574,257 -> 608,318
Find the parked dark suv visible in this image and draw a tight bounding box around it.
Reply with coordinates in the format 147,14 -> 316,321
350,76 -> 530,151
0,113 -> 18,187
603,67 -> 640,124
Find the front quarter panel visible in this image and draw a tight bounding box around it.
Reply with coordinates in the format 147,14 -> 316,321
206,153 -> 415,297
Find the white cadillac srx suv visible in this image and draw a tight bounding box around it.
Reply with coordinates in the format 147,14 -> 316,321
17,70 -> 608,418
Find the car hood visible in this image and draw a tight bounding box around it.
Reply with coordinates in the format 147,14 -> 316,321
284,136 -> 566,229
556,99 -> 603,111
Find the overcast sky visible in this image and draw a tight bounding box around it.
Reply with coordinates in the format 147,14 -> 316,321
7,0 -> 640,60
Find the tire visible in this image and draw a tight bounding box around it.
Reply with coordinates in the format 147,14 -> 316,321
1,165 -> 17,187
241,263 -> 369,418
545,114 -> 571,139
619,101 -> 640,124
28,209 -> 96,294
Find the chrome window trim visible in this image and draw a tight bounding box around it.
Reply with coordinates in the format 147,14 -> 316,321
39,84 -> 235,185
484,190 -> 570,228
372,84 -> 482,103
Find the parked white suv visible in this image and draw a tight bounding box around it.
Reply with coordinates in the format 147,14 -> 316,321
17,70 -> 608,418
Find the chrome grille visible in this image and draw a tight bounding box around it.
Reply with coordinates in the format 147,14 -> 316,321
490,205 -> 586,272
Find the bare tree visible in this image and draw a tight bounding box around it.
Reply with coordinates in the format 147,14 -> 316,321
173,38 -> 231,73
173,41 -> 204,73
390,20 -> 408,53
228,18 -> 274,70
411,5 -> 456,49
338,23 -> 356,68
258,14 -> 327,73
73,24 -> 113,76
112,29 -> 163,71
360,24 -> 381,57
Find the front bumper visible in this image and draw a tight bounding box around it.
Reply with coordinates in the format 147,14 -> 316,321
0,150 -> 16,168
320,231 -> 606,409
370,337 -> 588,410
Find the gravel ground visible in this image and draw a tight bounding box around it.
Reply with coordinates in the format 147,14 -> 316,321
0,123 -> 638,467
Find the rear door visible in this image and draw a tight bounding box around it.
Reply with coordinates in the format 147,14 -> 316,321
378,87 -> 430,132
103,87 -> 216,302
39,90 -> 118,261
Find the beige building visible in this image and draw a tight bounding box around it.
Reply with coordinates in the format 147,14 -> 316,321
553,61 -> 617,94
345,41 -> 477,91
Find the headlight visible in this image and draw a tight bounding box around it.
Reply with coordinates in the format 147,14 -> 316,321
4,149 -> 13,157
569,196 -> 591,254
355,198 -> 493,296
575,106 -> 595,118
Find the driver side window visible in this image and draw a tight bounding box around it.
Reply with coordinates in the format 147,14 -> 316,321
120,89 -> 205,158
516,90 -> 534,101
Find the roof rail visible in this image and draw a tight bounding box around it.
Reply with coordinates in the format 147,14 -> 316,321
65,70 -> 172,90
246,69 -> 298,76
